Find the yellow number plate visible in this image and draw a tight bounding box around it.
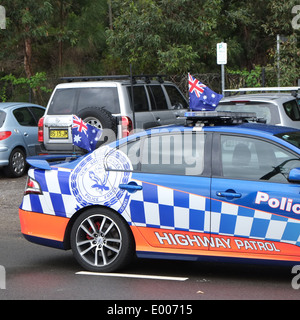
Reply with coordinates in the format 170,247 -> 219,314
49,129 -> 69,139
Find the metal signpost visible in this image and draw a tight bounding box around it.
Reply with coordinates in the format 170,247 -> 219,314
217,42 -> 227,96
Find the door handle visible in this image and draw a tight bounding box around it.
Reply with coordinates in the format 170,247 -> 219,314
119,181 -> 143,193
216,191 -> 242,198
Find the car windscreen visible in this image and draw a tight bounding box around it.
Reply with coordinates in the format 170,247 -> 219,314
216,101 -> 280,124
47,87 -> 120,115
276,131 -> 300,148
0,110 -> 6,127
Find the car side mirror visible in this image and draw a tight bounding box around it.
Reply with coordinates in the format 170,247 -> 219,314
288,167 -> 300,182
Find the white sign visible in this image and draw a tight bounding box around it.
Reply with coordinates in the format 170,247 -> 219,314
217,42 -> 227,65
0,6 -> 6,29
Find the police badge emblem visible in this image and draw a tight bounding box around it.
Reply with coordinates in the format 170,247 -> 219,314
70,146 -> 132,213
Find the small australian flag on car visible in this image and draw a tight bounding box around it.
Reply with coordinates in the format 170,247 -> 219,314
72,115 -> 102,152
188,73 -> 223,111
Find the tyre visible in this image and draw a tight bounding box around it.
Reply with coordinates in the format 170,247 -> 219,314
70,208 -> 135,272
3,147 -> 26,178
77,107 -> 117,147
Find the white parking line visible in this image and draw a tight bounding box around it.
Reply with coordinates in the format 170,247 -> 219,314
76,271 -> 188,281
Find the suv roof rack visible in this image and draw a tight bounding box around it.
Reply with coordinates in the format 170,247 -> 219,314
224,87 -> 300,97
60,74 -> 168,84
185,111 -> 263,126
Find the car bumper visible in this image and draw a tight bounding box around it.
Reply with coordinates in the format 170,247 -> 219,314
37,142 -> 84,155
19,209 -> 70,250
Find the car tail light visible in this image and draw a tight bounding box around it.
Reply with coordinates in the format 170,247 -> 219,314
0,131 -> 12,141
38,117 -> 44,142
24,176 -> 42,195
121,116 -> 133,137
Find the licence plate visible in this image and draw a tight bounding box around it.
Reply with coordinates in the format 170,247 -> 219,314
49,129 -> 69,139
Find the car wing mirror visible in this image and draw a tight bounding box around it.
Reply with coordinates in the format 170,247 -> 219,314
288,167 -> 300,182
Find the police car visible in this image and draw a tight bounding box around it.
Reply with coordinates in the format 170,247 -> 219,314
19,111 -> 300,272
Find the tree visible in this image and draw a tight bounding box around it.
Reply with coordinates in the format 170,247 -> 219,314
0,0 -> 53,78
106,0 -> 222,75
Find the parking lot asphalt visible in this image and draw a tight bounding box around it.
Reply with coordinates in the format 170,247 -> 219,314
0,171 -> 27,238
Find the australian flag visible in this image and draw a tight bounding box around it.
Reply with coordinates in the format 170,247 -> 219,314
188,73 -> 223,111
72,115 -> 102,152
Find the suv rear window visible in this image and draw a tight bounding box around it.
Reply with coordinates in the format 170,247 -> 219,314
48,87 -> 120,115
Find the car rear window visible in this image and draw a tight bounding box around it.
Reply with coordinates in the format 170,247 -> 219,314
77,88 -> 120,114
48,88 -> 76,115
0,110 -> 5,127
217,102 -> 280,124
48,87 -> 120,115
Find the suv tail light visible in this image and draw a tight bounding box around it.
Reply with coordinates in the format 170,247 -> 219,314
0,131 -> 12,141
38,117 -> 44,142
121,116 -> 133,137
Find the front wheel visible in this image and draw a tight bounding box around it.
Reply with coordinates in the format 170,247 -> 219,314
70,208 -> 135,272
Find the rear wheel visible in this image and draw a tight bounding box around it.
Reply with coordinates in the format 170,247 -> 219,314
3,147 -> 26,178
70,208 -> 135,272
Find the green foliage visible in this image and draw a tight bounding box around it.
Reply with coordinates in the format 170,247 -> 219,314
227,66 -> 263,87
1,0 -> 300,101
0,73 -> 51,102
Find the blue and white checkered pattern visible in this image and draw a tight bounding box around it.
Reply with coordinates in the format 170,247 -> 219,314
211,200 -> 300,246
128,180 -> 210,232
21,168 -> 300,247
127,179 -> 300,247
21,167 -> 76,218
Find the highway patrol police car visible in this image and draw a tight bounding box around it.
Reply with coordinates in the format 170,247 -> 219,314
19,111 -> 300,272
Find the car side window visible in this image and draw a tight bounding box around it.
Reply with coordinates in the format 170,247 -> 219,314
283,100 -> 300,121
13,107 -> 37,127
139,131 -> 205,175
29,107 -> 45,123
117,138 -> 141,171
220,135 -> 300,183
147,85 -> 168,110
128,86 -> 149,112
164,85 -> 188,109
117,132 -> 206,176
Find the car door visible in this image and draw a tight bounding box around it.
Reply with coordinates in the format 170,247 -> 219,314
210,132 -> 300,258
147,85 -> 177,126
112,130 -> 212,255
13,106 -> 42,156
127,85 -> 157,130
163,84 -> 188,125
